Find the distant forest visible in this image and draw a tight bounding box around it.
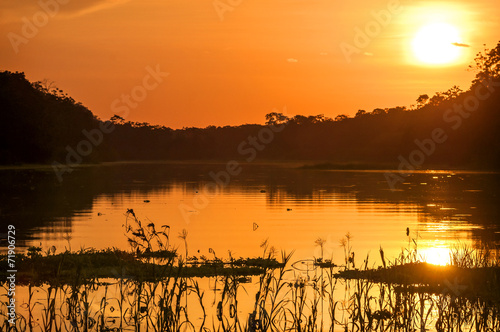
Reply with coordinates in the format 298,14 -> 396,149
1,42 -> 499,169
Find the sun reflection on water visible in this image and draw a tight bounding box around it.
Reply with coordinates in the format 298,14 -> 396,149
420,246 -> 452,266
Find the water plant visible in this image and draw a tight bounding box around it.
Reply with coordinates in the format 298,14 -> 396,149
2,214 -> 500,332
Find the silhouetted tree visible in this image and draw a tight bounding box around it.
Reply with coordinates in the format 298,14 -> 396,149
290,115 -> 311,125
355,110 -> 367,117
442,86 -> 463,100
416,94 -> 429,108
110,114 -> 125,124
2,47 -> 500,170
386,106 -> 406,115
371,108 -> 386,115
265,112 -> 289,125
313,114 -> 326,123
429,93 -> 445,106
471,42 -> 500,84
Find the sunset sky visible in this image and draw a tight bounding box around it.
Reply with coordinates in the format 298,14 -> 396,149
1,0 -> 499,128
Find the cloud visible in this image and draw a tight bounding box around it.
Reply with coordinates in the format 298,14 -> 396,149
319,52 -> 328,56
452,42 -> 470,48
364,52 -> 373,56
60,0 -> 132,18
0,0 -> 131,23
287,58 -> 298,63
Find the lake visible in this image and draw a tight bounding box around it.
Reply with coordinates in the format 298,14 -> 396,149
2,161 -> 499,266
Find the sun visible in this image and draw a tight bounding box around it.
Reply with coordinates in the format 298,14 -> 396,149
421,247 -> 451,266
412,23 -> 462,65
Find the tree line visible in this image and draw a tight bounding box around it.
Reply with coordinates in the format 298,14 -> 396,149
1,42 -> 499,169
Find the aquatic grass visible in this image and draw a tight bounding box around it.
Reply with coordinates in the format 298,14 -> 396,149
124,208 -> 172,257
450,241 -> 500,269
3,215 -> 500,332
217,251 -> 256,332
322,261 -> 339,332
2,248 -> 277,286
39,286 -> 58,332
335,235 -> 500,332
247,250 -> 293,331
4,254 -> 500,332
287,276 -> 307,331
190,279 -> 208,331
339,232 -> 355,270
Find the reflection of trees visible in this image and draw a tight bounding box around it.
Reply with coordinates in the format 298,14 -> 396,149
2,164 -> 499,247
0,164 -> 179,246
259,170 -> 500,244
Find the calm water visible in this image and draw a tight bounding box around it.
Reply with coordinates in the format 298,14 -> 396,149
1,162 -> 499,265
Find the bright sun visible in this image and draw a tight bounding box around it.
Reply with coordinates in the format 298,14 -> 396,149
412,23 -> 462,65
421,247 -> 451,266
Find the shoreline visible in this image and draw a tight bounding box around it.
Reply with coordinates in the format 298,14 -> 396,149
1,159 -> 499,174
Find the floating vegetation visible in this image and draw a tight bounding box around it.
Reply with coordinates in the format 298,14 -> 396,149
1,215 -> 500,331
0,248 -> 281,285
337,261 -> 500,301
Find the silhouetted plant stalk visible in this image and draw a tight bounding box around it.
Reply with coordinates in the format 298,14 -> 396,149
3,261 -> 500,331
3,216 -> 500,331
213,250 -> 251,332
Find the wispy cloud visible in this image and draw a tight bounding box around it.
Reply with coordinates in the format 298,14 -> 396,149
452,42 -> 470,48
61,0 -> 132,18
287,58 -> 298,63
0,0 -> 131,24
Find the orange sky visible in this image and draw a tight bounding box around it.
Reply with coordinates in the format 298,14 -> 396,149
1,0 -> 499,129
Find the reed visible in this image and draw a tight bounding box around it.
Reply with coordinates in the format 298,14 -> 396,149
2,215 -> 500,332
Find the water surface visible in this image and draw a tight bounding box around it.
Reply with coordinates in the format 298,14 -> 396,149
1,162 -> 499,265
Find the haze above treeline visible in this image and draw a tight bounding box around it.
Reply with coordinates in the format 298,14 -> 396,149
1,42 -> 499,170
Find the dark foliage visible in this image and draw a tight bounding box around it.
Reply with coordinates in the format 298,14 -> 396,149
1,42 -> 499,168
